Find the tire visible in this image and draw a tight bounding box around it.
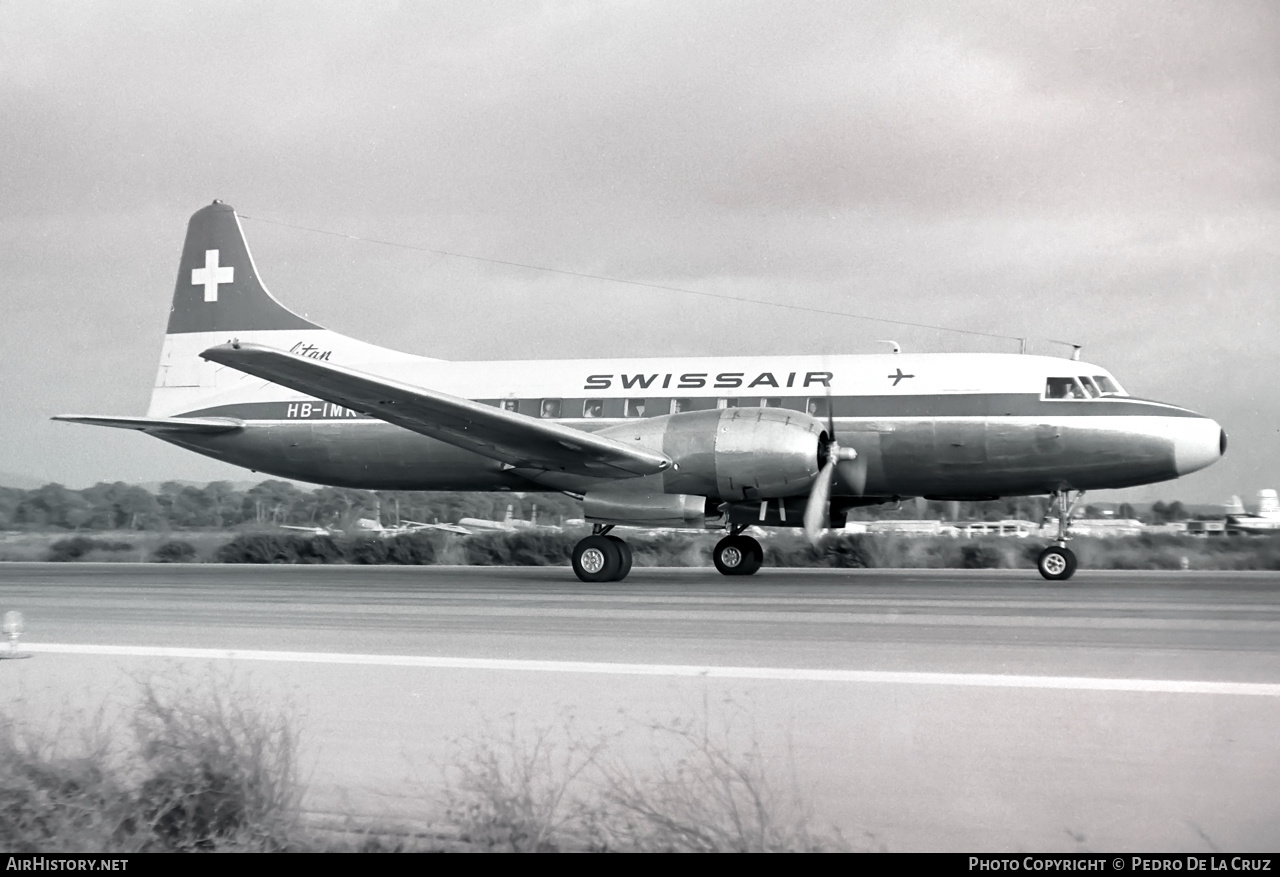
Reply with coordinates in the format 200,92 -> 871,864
714,535 -> 762,576
573,535 -> 622,583
1037,545 -> 1077,581
606,535 -> 633,581
738,536 -> 763,576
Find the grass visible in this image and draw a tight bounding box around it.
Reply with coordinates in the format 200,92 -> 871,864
0,677 -> 301,852
0,680 -> 848,852
438,707 -> 852,852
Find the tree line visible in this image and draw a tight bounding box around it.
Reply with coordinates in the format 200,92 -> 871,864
0,480 -> 1197,532
0,481 -> 583,532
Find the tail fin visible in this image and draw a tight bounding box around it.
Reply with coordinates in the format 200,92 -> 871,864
150,200 -> 338,416
167,200 -> 320,335
148,201 -> 437,419
1259,489 -> 1278,515
1225,495 -> 1246,516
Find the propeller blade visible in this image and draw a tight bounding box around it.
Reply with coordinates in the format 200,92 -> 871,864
804,458 -> 836,545
835,454 -> 868,496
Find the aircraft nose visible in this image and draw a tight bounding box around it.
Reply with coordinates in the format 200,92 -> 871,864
1172,416 -> 1225,476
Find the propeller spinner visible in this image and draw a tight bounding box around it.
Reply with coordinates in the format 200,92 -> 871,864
802,402 -> 865,544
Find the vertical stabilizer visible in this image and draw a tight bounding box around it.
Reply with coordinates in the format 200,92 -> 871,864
166,200 -> 321,335
147,201 -> 426,418
1258,489 -> 1278,515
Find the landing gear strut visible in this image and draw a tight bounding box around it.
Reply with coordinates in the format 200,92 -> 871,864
713,526 -> 763,576
1037,490 -> 1083,581
571,525 -> 634,583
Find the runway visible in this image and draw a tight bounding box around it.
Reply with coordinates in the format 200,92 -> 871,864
1,563 -> 1278,851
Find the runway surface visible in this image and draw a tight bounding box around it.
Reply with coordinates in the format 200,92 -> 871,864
1,563 -> 1277,851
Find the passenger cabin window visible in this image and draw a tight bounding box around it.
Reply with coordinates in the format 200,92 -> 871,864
717,398 -> 739,409
583,399 -> 604,418
671,398 -> 692,414
762,398 -> 782,408
500,399 -> 518,412
807,398 -> 829,417
624,399 -> 647,418
1045,377 -> 1087,400
539,398 -> 562,418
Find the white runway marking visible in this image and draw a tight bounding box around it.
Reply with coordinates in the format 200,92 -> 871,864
21,642 -> 1280,697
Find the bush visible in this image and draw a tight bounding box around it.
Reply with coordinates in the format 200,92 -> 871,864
0,721 -> 129,852
960,542 -> 1004,569
151,541 -> 197,563
461,531 -> 578,566
292,535 -> 344,564
132,681 -> 300,851
441,711 -> 850,852
214,534 -> 307,564
0,679 -> 301,852
46,537 -> 133,562
383,532 -> 439,565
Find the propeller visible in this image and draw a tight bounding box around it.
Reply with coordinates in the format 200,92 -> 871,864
802,398 -> 864,545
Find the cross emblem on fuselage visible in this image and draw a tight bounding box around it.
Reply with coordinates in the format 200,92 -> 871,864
888,367 -> 915,386
191,249 -> 234,302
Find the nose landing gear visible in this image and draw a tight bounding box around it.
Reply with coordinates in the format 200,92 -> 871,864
1037,489 -> 1083,581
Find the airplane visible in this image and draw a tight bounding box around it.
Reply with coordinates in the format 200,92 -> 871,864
457,504 -> 558,533
54,201 -> 1227,582
281,516 -> 448,538
1224,490 -> 1280,535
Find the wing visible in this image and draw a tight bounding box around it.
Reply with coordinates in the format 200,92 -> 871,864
200,342 -> 671,479
52,414 -> 244,434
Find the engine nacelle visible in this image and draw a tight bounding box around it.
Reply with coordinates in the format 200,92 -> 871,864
597,407 -> 823,501
582,491 -> 713,528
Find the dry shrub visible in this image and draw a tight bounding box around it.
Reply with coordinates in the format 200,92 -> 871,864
441,718 -> 607,851
439,709 -> 849,853
0,712 -> 130,853
132,679 -> 301,851
595,712 -> 846,852
0,678 -> 302,852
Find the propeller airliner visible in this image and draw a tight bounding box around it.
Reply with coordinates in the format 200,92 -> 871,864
56,202 -> 1226,581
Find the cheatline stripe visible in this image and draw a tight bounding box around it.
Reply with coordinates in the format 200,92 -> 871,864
21,644 -> 1280,696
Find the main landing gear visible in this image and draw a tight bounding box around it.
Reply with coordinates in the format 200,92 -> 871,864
1037,490 -> 1083,581
713,526 -> 763,576
571,526 -> 633,583
570,525 -> 766,582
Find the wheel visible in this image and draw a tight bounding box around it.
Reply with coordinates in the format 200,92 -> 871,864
1037,545 -> 1077,581
573,535 -> 622,583
714,535 -> 763,576
606,535 -> 633,581
737,536 -> 763,575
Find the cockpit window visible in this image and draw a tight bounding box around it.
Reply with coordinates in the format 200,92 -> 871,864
1045,377 -> 1087,400
1078,376 -> 1101,398
1092,375 -> 1123,396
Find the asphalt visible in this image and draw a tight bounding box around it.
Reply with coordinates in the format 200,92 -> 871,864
1,563 -> 1277,852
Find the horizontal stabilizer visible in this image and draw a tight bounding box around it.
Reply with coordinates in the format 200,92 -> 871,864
200,342 -> 671,479
52,414 -> 245,434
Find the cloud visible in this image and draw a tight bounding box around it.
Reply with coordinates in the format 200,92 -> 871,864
1,1 -> 1275,498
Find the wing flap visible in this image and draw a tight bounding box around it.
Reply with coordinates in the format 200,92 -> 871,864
199,342 -> 671,478
52,415 -> 245,434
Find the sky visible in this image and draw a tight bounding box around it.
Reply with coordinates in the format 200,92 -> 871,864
2,1 -> 1277,504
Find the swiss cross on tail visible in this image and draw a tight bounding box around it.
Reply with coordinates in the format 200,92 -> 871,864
192,249 -> 234,302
